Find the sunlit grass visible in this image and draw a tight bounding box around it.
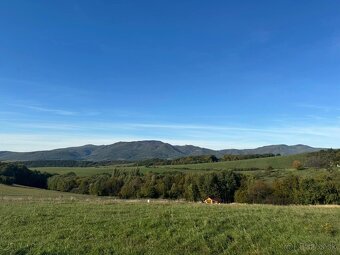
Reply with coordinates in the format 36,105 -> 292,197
32,154 -> 331,183
0,184 -> 339,255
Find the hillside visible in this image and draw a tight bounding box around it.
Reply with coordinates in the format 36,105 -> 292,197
33,153 -> 329,181
0,140 -> 321,161
0,184 -> 97,199
219,144 -> 321,156
0,185 -> 339,255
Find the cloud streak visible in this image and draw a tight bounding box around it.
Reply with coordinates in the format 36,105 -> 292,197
25,105 -> 76,116
1,118 -> 340,151
10,104 -> 77,116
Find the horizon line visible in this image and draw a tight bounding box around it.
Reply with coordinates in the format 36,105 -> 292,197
0,139 -> 327,153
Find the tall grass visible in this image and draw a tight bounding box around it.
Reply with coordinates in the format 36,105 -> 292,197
0,185 -> 339,255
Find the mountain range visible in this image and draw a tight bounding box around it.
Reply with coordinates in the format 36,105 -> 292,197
0,140 -> 322,161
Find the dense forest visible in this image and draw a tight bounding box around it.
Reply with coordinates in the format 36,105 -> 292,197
11,160 -> 130,168
222,153 -> 278,161
136,154 -> 279,166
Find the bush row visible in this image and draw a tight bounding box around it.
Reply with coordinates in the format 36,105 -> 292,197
47,169 -> 242,202
235,174 -> 340,204
0,162 -> 52,188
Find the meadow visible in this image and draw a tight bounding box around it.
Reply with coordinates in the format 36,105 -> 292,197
33,154 -> 308,174
32,154 -> 329,182
0,184 -> 339,255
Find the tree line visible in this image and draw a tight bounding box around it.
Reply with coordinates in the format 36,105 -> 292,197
137,153 -> 279,167
304,149 -> 340,169
222,153 -> 278,161
0,162 -> 52,188
12,160 -> 130,168
137,155 -> 219,167
46,168 -> 340,204
1,161 -> 339,205
47,169 -> 242,202
235,173 -> 340,204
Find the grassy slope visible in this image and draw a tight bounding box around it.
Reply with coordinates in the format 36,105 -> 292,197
0,184 -> 339,255
32,165 -> 123,176
155,154 -> 308,171
0,184 -> 101,200
32,154 -> 320,182
32,165 -> 204,176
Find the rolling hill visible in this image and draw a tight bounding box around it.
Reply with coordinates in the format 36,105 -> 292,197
1,184 -> 339,255
0,140 -> 321,161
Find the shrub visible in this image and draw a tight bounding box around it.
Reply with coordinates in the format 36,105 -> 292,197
266,166 -> 274,171
292,160 -> 303,170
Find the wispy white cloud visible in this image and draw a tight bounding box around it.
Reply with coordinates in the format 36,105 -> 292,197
10,122 -> 79,131
128,122 -> 340,137
0,132 -> 279,152
0,133 -> 137,152
0,77 -> 91,95
1,118 -> 340,151
0,111 -> 19,115
10,103 -> 77,116
26,105 -> 76,116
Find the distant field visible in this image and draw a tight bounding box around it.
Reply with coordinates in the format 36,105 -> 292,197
31,165 -> 190,176
32,154 -> 325,182
33,165 -> 124,176
0,184 -> 339,255
156,154 -> 308,171
32,164 -> 211,176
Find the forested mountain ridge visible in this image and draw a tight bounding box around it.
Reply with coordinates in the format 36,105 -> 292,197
0,140 -> 321,161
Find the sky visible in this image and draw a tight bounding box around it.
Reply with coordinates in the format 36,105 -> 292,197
1,0 -> 340,152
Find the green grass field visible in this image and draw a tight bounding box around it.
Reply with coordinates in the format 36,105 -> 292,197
32,154 -> 330,182
33,165 -> 126,176
0,184 -> 339,255
32,165 -> 208,176
154,154 -> 308,171
33,154 -> 308,175
0,184 -> 102,200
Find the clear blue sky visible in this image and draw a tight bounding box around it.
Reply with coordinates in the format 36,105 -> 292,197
1,0 -> 340,151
